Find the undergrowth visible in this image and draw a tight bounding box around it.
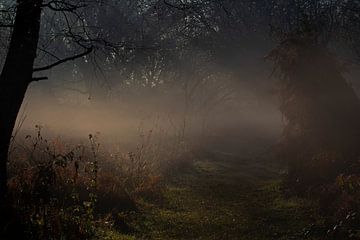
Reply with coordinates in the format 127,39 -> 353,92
4,124 -> 191,239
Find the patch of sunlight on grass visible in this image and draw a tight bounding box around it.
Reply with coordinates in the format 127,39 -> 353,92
95,228 -> 136,240
193,160 -> 218,173
274,197 -> 304,209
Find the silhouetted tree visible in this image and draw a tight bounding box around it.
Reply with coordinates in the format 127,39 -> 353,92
0,0 -> 116,211
268,25 -> 360,191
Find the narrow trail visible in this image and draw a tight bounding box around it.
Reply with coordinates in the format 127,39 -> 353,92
116,151 -> 318,240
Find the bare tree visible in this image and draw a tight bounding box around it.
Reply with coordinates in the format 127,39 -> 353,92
0,0 -> 120,208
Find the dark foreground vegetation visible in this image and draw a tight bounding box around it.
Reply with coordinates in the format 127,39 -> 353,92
0,129 -> 315,239
3,127 -> 360,239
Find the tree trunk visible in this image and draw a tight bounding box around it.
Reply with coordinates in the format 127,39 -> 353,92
0,0 -> 42,207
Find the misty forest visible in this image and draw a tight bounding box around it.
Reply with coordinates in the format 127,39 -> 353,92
1,0 -> 360,239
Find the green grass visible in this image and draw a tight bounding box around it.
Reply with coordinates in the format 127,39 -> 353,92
95,229 -> 136,240
99,152 -> 320,239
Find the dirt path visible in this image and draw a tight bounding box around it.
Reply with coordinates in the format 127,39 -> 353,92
108,151 -> 318,240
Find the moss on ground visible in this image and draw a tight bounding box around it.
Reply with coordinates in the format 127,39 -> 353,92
98,152 -> 320,239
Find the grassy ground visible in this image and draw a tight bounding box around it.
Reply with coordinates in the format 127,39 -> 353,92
98,151 -> 321,240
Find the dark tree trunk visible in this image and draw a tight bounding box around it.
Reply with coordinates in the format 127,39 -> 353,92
0,0 -> 42,207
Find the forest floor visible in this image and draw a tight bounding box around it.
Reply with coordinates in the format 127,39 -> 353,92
98,150 -> 321,240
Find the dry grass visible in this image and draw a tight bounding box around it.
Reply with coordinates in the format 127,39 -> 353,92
4,121 -> 192,239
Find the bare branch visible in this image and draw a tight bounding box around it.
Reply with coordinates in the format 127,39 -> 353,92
33,46 -> 93,72
32,76 -> 48,81
43,1 -> 87,12
163,0 -> 190,11
0,23 -> 14,28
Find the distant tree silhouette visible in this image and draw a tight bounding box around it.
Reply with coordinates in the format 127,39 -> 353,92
268,24 -> 360,190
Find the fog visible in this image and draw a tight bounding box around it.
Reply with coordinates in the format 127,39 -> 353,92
17,51 -> 283,156
19,41 -> 360,156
